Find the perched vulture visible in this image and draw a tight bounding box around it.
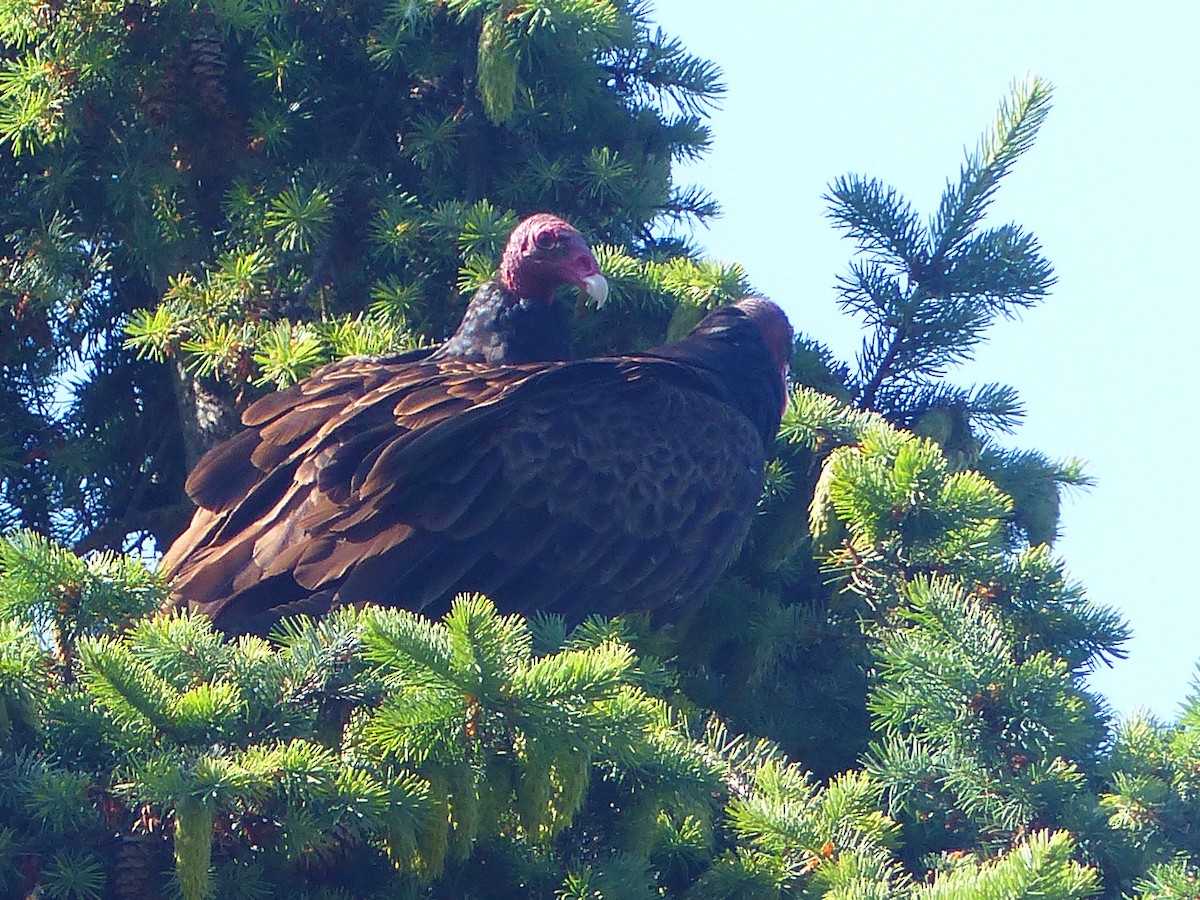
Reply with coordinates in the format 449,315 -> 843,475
162,297 -> 793,636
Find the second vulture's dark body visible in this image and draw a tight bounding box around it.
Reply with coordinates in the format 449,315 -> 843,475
162,300 -> 792,636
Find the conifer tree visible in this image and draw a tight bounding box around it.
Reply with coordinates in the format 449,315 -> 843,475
664,76 -> 1118,788
0,2 -> 1193,895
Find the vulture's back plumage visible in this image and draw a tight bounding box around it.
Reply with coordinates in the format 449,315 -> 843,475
162,298 -> 793,636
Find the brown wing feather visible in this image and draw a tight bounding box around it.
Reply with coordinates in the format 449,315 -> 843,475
161,358 -> 548,619
165,356 -> 765,635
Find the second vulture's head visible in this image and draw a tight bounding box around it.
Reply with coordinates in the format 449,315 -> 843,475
737,296 -> 794,414
499,214 -> 609,306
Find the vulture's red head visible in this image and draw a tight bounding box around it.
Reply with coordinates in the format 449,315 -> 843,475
499,214 -> 608,306
735,297 -> 794,414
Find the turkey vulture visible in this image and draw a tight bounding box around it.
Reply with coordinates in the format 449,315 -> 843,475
162,298 -> 793,636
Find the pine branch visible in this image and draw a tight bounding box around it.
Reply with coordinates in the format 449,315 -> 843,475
778,385 -> 889,452
294,94 -> 385,307
856,330 -> 905,411
659,184 -> 720,224
835,259 -> 906,327
915,830 -> 1100,898
827,175 -> 929,269
930,75 -> 1054,262
943,224 -> 1055,313
600,26 -> 725,117
831,77 -> 1054,419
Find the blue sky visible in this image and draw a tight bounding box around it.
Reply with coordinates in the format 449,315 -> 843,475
650,0 -> 1200,718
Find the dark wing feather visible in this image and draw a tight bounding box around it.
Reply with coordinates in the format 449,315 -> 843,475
177,352 -> 426,516
165,355 -> 766,635
160,356 -> 537,609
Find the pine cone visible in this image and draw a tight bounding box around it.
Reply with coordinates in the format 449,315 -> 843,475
114,831 -> 169,900
188,29 -> 229,116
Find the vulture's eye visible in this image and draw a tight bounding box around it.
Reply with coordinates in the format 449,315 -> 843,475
534,230 -> 561,251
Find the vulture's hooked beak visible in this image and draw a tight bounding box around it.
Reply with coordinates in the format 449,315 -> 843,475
580,273 -> 609,307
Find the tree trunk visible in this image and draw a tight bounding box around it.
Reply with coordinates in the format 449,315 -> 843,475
169,361 -> 244,472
